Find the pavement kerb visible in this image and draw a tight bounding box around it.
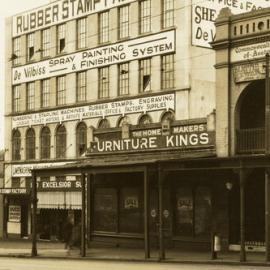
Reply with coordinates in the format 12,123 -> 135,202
0,253 -> 270,267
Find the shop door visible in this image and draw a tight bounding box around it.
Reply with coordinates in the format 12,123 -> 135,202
21,204 -> 28,237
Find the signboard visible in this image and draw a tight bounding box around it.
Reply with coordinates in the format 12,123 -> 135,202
12,93 -> 175,128
231,41 -> 270,62
233,62 -> 265,83
124,196 -> 139,209
89,123 -> 215,154
8,205 -> 21,222
192,0 -> 269,48
13,0 -> 136,37
12,30 -> 175,85
0,188 -> 28,194
11,162 -> 73,177
38,178 -> 81,192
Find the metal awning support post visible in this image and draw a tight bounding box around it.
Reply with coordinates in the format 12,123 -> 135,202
240,168 -> 246,262
144,167 -> 150,259
266,169 -> 270,261
81,172 -> 86,257
158,165 -> 165,261
86,173 -> 92,248
31,171 -> 37,257
265,53 -> 270,262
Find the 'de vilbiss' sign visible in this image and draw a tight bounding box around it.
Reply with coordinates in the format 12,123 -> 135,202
13,0 -> 136,37
192,0 -> 269,48
12,30 -> 175,85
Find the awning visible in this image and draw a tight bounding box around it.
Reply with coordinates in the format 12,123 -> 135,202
37,192 -> 81,209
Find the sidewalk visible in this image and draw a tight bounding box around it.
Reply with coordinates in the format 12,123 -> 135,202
0,239 -> 269,266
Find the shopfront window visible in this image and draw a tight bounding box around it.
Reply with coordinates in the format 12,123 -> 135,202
174,186 -> 211,237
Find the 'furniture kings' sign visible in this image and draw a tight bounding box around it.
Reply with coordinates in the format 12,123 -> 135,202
12,30 -> 175,85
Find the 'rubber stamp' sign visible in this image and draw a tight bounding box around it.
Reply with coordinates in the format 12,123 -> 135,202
12,93 -> 175,129
13,0 -> 136,37
12,30 -> 175,84
192,0 -> 269,48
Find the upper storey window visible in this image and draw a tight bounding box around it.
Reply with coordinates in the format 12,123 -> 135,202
41,28 -> 50,58
98,67 -> 109,99
162,0 -> 174,28
41,79 -> 50,108
12,37 -> 21,65
57,24 -> 66,54
77,17 -> 87,49
77,71 -> 87,102
119,5 -> 129,39
161,54 -> 175,90
139,58 -> 151,93
26,82 -> 35,111
139,0 -> 151,34
99,11 -> 110,44
57,76 -> 66,105
13,85 -> 21,113
27,33 -> 34,61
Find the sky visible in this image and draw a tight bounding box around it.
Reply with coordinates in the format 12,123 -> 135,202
0,0 -> 51,149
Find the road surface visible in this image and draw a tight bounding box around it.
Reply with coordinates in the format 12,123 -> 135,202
0,258 -> 267,270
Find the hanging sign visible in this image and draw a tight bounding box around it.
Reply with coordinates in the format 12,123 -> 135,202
12,30 -> 175,85
192,0 -> 269,48
13,0 -> 136,37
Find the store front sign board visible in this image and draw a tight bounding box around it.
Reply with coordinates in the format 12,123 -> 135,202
0,188 -> 28,194
192,0 -> 269,48
13,0 -> 136,37
231,41 -> 270,62
89,123 -> 215,154
38,179 -> 82,192
233,62 -> 265,83
11,162 -> 74,177
12,93 -> 175,128
12,30 -> 175,85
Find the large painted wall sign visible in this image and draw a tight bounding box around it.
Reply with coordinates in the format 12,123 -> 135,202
192,0 -> 269,48
13,0 -> 136,37
12,30 -> 175,85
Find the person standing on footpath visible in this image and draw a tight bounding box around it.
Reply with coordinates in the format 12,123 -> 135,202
63,217 -> 73,250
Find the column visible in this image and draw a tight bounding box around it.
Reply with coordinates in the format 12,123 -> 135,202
240,168 -> 246,262
266,169 -> 270,261
86,174 -> 92,248
31,171 -> 37,257
158,165 -> 165,260
144,167 -> 150,259
81,172 -> 86,257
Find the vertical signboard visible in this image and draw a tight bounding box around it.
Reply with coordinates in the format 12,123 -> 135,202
192,0 -> 270,48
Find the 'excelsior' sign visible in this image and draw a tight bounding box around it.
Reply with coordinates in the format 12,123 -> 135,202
12,30 -> 175,85
13,0 -> 136,37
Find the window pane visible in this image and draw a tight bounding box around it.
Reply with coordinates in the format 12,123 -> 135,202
77,72 -> 86,102
118,63 -> 129,96
57,76 -> 66,105
27,33 -> 34,61
161,54 -> 175,89
13,37 -> 21,65
99,11 -> 109,43
57,24 -> 66,53
162,0 -> 174,28
56,125 -> 66,158
26,82 -> 35,111
98,67 -> 109,98
119,6 -> 129,39
13,85 -> 21,113
42,28 -> 50,57
26,129 -> 35,160
12,130 -> 21,160
41,79 -> 50,108
194,187 -> 211,236
77,18 -> 86,49
76,122 -> 87,156
40,127 -> 51,159
140,0 -> 151,34
175,188 -> 193,236
139,58 -> 151,92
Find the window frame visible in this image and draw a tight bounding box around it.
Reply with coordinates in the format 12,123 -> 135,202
26,128 -> 36,160
118,62 -> 129,96
41,79 -> 50,108
139,0 -> 151,34
40,126 -> 51,159
77,71 -> 87,102
161,54 -> 175,90
41,28 -> 51,58
26,82 -> 35,111
99,11 -> 110,44
76,122 -> 87,156
12,130 -> 21,161
98,66 -> 110,99
139,58 -> 151,93
56,76 -> 66,106
26,33 -> 35,61
77,17 -> 87,49
13,85 -> 21,113
13,37 -> 21,65
55,125 -> 67,158
57,23 -> 66,54
162,0 -> 174,29
118,5 -> 130,39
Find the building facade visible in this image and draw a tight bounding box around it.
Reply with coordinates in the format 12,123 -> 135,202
3,0 -> 218,245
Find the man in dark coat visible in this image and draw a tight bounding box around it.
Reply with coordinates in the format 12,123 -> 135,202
63,217 -> 73,250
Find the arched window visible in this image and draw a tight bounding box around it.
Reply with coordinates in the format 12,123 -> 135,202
26,128 -> 35,160
40,127 -> 51,159
98,119 -> 110,129
55,125 -> 66,158
118,116 -> 130,127
12,130 -> 21,160
161,111 -> 175,123
138,114 -> 152,126
76,122 -> 87,156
